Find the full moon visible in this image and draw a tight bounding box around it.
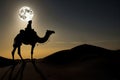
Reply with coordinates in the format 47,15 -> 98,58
19,6 -> 34,21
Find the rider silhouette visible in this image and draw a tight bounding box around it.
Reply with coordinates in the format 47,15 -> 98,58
25,20 -> 36,35
25,20 -> 32,31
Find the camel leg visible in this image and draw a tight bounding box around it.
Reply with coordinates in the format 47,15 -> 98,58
18,46 -> 23,60
12,47 -> 17,60
31,44 -> 35,60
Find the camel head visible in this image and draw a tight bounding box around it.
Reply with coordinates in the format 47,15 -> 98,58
46,30 -> 55,35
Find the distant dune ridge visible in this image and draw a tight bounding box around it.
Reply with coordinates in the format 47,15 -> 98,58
0,44 -> 120,80
0,56 -> 19,67
43,44 -> 120,64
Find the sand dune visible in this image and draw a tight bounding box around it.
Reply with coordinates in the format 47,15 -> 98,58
0,44 -> 120,80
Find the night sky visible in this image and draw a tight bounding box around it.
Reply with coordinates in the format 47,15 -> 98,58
0,0 -> 120,59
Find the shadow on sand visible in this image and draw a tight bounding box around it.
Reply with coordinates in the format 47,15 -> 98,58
31,60 -> 47,80
0,60 -> 47,80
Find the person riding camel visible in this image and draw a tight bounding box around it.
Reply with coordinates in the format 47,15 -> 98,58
25,20 -> 32,30
24,20 -> 37,37
11,20 -> 55,60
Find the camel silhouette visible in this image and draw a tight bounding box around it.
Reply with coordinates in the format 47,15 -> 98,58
12,20 -> 55,60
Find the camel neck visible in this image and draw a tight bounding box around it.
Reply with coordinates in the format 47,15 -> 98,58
37,32 -> 51,43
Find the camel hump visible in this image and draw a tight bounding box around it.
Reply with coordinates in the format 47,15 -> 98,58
20,29 -> 25,33
25,28 -> 36,34
23,28 -> 38,42
14,29 -> 25,40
